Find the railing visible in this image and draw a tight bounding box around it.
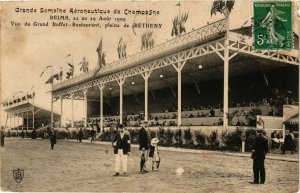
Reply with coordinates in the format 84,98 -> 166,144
3,101 -> 33,111
53,18 -> 227,91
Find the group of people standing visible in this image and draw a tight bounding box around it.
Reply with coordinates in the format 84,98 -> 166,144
76,127 -> 96,143
112,121 -> 160,176
270,130 -> 296,154
45,121 -> 294,184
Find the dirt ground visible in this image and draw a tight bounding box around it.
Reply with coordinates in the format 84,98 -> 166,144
1,138 -> 299,193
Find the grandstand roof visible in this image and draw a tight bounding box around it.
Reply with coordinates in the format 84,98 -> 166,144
4,102 -> 60,120
84,51 -> 293,99
284,114 -> 299,125
51,20 -> 299,99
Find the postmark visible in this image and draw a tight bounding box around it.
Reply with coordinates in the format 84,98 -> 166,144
253,1 -> 293,50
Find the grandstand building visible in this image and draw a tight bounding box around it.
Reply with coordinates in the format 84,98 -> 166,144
2,92 -> 60,134
50,18 -> 299,133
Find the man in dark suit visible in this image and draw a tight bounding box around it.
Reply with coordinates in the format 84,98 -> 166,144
251,129 -> 269,184
282,130 -> 294,155
112,124 -> 131,176
77,128 -> 83,142
138,121 -> 150,173
50,129 -> 57,150
90,127 -> 96,143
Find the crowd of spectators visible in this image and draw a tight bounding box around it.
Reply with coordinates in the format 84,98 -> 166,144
67,94 -> 298,128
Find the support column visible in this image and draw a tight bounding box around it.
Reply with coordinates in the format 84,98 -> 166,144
172,61 -> 186,127
26,112 -> 29,132
214,16 -> 238,130
223,42 -> 229,129
13,115 -> 15,129
32,108 -> 35,130
98,84 -> 105,132
178,70 -> 182,126
21,113 -> 24,131
17,114 -> 19,133
51,96 -> 54,127
10,115 -> 12,129
50,68 -> 54,128
60,96 -> 64,128
83,89 -> 88,127
17,114 -> 19,134
117,78 -> 126,124
5,114 -> 8,129
141,71 -> 152,121
71,93 -> 74,128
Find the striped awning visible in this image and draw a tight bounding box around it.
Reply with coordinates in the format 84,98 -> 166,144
284,114 -> 299,125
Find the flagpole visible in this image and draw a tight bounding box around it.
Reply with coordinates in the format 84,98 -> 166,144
178,2 -> 181,36
179,2 -> 181,24
51,66 -> 54,128
60,67 -> 62,83
32,86 -> 35,130
72,54 -> 73,78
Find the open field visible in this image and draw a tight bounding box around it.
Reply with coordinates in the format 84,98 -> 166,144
1,138 -> 299,193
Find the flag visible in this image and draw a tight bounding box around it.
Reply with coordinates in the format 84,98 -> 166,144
46,76 -> 54,84
53,70 -> 63,81
211,0 -> 235,16
117,37 -> 127,59
171,11 -> 189,37
179,12 -> 188,34
66,54 -> 71,58
66,62 -> 74,80
94,38 -> 106,78
211,0 -> 222,16
27,93 -> 32,99
96,38 -> 102,54
175,2 -> 181,6
60,70 -> 63,80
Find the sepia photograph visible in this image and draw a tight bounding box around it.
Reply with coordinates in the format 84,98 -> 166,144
1,0 -> 299,192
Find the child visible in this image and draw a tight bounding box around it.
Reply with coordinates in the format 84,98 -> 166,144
149,138 -> 160,171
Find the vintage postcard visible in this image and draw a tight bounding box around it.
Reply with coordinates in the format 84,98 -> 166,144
1,0 -> 299,192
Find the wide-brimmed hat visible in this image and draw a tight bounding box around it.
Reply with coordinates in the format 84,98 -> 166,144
151,138 -> 159,145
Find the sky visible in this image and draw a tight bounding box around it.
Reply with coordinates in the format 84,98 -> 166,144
1,0 -> 298,126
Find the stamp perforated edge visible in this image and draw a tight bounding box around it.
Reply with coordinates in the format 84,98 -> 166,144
252,0 -> 295,51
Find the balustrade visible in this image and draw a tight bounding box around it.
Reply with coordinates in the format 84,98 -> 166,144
53,19 -> 227,91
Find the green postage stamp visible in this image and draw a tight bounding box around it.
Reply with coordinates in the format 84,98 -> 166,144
253,1 -> 293,50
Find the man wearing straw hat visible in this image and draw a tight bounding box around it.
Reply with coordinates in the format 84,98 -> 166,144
138,121 -> 151,173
